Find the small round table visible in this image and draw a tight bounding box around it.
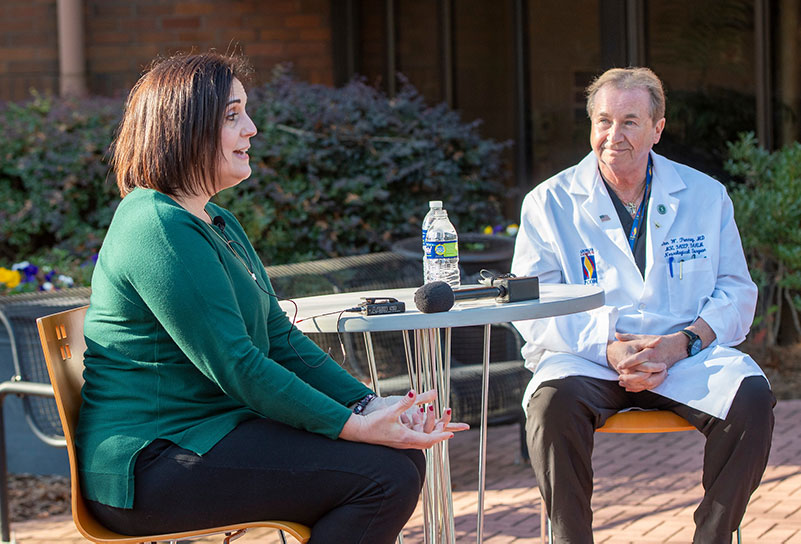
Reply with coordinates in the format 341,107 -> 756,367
284,283 -> 604,543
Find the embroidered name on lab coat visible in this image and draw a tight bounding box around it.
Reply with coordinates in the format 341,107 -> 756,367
580,248 -> 598,285
662,235 -> 708,261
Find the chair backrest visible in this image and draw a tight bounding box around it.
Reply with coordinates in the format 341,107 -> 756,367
0,287 -> 91,444
38,305 -> 164,542
35,306 -> 109,540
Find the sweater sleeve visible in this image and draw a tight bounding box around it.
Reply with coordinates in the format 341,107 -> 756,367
111,202 -> 366,439
212,209 -> 374,406
262,289 -> 374,406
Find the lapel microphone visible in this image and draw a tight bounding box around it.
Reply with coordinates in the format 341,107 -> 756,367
212,215 -> 226,232
207,213 -> 329,369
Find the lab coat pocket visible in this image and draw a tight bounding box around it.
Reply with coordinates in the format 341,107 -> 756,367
667,257 -> 714,317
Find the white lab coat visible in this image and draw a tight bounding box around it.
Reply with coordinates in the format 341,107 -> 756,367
511,151 -> 766,419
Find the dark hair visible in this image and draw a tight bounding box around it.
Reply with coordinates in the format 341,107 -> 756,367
586,67 -> 666,124
111,52 -> 252,197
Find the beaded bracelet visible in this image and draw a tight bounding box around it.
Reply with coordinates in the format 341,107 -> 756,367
352,393 -> 377,415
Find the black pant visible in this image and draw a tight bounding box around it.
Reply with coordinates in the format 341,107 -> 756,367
86,418 -> 426,544
526,375 -> 775,544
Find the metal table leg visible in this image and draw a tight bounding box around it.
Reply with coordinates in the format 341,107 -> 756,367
476,323 -> 491,544
363,331 -> 405,544
364,325 -> 481,544
403,327 -> 456,544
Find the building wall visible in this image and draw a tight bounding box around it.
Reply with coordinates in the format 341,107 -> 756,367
0,0 -> 60,100
0,0 -> 335,101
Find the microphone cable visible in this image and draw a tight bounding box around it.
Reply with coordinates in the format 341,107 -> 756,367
208,216 -> 333,369
296,307 -> 365,368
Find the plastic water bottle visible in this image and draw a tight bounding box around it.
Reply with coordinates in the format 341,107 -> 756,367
424,206 -> 460,288
421,201 -> 443,247
421,201 -> 443,281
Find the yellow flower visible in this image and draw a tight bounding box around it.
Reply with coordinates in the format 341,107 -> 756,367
0,268 -> 22,289
483,225 -> 494,235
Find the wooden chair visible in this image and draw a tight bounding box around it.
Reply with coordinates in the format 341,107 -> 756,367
541,410 -> 742,544
36,306 -> 311,544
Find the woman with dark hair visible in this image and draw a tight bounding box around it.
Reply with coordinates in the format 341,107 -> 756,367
77,52 -> 466,544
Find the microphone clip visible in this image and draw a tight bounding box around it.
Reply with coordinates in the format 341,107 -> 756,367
477,271 -> 539,303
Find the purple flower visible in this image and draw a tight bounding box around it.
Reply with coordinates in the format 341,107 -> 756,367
22,265 -> 39,282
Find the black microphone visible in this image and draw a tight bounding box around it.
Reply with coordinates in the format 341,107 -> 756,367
212,216 -> 226,232
414,282 -> 455,313
414,277 -> 540,313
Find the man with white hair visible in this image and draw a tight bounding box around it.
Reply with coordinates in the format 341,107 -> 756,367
512,67 -> 775,543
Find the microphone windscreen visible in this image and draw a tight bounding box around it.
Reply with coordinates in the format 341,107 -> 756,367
414,281 -> 455,313
212,216 -> 226,230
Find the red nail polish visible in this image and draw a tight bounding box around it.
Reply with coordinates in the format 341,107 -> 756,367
428,405 -> 433,412
420,406 -> 425,412
407,391 -> 414,398
446,408 -> 452,415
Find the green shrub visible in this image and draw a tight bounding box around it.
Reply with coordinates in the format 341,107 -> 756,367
1,71 -> 509,280
725,132 -> 801,345
0,92 -> 122,262
214,70 -> 509,263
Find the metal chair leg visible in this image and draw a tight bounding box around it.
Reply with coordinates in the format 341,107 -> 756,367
547,515 -> 553,544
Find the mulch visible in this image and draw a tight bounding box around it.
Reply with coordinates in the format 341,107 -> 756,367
9,473 -> 70,521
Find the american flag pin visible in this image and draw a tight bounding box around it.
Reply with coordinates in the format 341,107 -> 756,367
600,214 -> 611,222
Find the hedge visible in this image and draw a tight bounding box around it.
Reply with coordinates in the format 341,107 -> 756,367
0,70 -> 510,292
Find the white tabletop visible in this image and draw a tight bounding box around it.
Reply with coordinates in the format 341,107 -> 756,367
283,283 -> 604,334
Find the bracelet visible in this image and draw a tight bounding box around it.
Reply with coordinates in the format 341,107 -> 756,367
352,393 -> 377,415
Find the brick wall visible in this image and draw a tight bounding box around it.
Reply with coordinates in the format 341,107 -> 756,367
0,0 -> 334,101
0,0 -> 59,100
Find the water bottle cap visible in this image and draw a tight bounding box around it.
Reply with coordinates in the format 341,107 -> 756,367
428,200 -> 443,208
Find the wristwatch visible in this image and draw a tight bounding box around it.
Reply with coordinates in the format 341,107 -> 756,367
680,329 -> 702,357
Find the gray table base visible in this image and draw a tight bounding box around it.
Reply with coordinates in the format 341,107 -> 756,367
364,324 -> 492,544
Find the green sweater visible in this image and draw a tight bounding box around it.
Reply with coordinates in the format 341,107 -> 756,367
77,188 -> 372,508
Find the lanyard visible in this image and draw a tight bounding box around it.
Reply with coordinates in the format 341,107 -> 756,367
628,156 -> 653,252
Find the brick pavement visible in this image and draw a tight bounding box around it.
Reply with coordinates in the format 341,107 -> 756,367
12,399 -> 801,543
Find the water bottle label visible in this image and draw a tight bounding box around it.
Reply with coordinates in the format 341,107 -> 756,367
424,240 -> 459,259
421,229 -> 428,245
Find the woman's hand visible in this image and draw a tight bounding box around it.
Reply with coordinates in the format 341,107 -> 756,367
364,390 -> 469,434
339,390 -> 469,449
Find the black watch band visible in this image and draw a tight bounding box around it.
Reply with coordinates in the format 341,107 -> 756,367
680,329 -> 702,357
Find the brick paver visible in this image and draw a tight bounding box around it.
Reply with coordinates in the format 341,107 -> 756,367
12,400 -> 801,543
